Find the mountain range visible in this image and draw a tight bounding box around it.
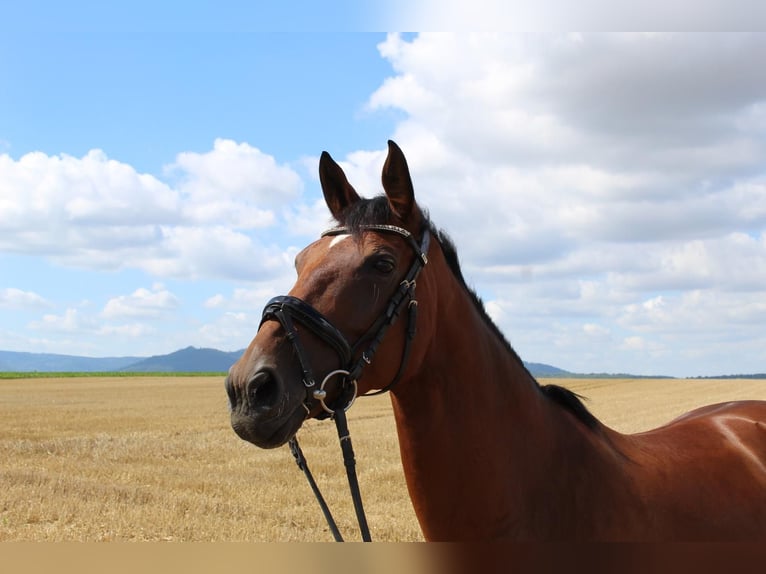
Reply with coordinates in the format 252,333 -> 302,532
3,347 -> 762,379
0,347 -> 570,377
0,347 -> 241,373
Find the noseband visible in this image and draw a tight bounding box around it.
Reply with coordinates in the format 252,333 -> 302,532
257,223 -> 430,542
259,224 -> 430,417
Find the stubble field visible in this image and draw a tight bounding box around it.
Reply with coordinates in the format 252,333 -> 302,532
2,375 -> 766,542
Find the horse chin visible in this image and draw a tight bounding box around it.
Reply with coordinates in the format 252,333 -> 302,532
230,401 -> 307,449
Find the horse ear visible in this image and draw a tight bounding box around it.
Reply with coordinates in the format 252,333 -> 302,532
381,140 -> 418,224
319,151 -> 361,220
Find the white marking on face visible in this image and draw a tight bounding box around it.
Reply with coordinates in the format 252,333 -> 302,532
328,234 -> 350,249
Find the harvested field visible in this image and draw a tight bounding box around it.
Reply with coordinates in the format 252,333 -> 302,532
1,375 -> 765,541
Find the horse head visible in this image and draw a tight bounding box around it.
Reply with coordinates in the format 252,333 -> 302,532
226,141 -> 434,448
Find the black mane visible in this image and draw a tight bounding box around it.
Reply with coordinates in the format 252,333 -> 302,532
336,196 -> 600,431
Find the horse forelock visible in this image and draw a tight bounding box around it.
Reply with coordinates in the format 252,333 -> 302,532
335,196 -> 398,234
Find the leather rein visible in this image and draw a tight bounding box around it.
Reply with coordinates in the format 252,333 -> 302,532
258,223 -> 430,541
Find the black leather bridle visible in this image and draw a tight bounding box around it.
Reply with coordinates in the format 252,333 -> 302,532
259,223 -> 430,418
256,223 -> 430,542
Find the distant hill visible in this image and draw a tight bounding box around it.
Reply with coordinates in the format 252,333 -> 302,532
524,362 -> 572,377
0,347 -> 759,379
562,372 -> 676,380
692,373 -> 766,380
1,348 -> 567,376
0,350 -> 141,372
120,346 -> 243,373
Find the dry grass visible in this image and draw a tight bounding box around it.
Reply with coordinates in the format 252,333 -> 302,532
0,376 -> 418,542
562,377 -> 766,433
2,375 -> 766,542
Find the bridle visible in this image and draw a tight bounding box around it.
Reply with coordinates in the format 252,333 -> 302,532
257,223 -> 430,541
260,223 -> 430,417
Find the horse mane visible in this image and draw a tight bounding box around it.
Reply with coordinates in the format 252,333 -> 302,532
336,196 -> 600,431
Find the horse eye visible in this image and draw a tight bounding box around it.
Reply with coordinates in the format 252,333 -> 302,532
372,257 -> 395,274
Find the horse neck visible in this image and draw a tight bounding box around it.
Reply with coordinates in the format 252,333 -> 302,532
388,245 -> 598,539
391,239 -> 555,444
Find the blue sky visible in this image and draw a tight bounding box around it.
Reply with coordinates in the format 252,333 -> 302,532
1,16 -> 766,376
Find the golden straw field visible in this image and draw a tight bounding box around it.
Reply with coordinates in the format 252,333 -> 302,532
2,375 -> 766,542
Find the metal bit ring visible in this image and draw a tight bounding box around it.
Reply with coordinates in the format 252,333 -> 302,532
313,369 -> 358,414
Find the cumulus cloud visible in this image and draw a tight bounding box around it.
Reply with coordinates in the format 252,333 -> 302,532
97,323 -> 156,338
101,284 -> 180,319
0,288 -> 51,310
28,300 -> 165,341
5,34 -> 766,375
356,33 -> 766,376
370,34 -> 766,220
17,283 -> 195,355
0,139 -> 302,280
195,285 -> 301,351
204,286 -> 280,311
134,226 -> 293,281
28,308 -> 84,333
173,139 -> 301,200
0,149 -> 179,231
382,2 -> 766,37
195,311 -> 256,351
201,285 -> 288,330
170,138 -> 302,228
204,294 -> 227,309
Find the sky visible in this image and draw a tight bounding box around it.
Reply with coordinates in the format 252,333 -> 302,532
1,10 -> 765,376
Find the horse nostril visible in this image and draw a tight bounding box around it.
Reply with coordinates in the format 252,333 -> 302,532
247,370 -> 280,409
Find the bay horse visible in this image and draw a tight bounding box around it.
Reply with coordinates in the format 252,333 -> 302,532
225,140 -> 766,541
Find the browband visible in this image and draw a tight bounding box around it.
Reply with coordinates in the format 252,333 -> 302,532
321,224 -> 429,267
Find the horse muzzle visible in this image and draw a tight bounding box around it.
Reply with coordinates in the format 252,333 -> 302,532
226,366 -> 308,449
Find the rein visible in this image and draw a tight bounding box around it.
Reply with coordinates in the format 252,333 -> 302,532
259,223 -> 430,541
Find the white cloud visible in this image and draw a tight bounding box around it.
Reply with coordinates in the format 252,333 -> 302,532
360,33 -> 766,376
282,198 -> 336,238
5,34 -> 766,376
28,308 -> 84,333
484,300 -> 506,325
371,34 -> 766,206
204,294 -> 226,309
101,285 -> 180,319
0,149 -> 179,232
23,287 -> 172,350
194,286 -> 297,351
135,226 -> 293,281
97,323 -> 155,338
620,336 -> 660,352
583,323 -> 610,337
382,1 -> 766,31
172,139 -> 302,203
0,140 -> 301,280
195,311 -> 256,351
0,288 -> 51,310
171,138 -> 302,229
203,286 -> 286,312
618,291 -> 766,334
